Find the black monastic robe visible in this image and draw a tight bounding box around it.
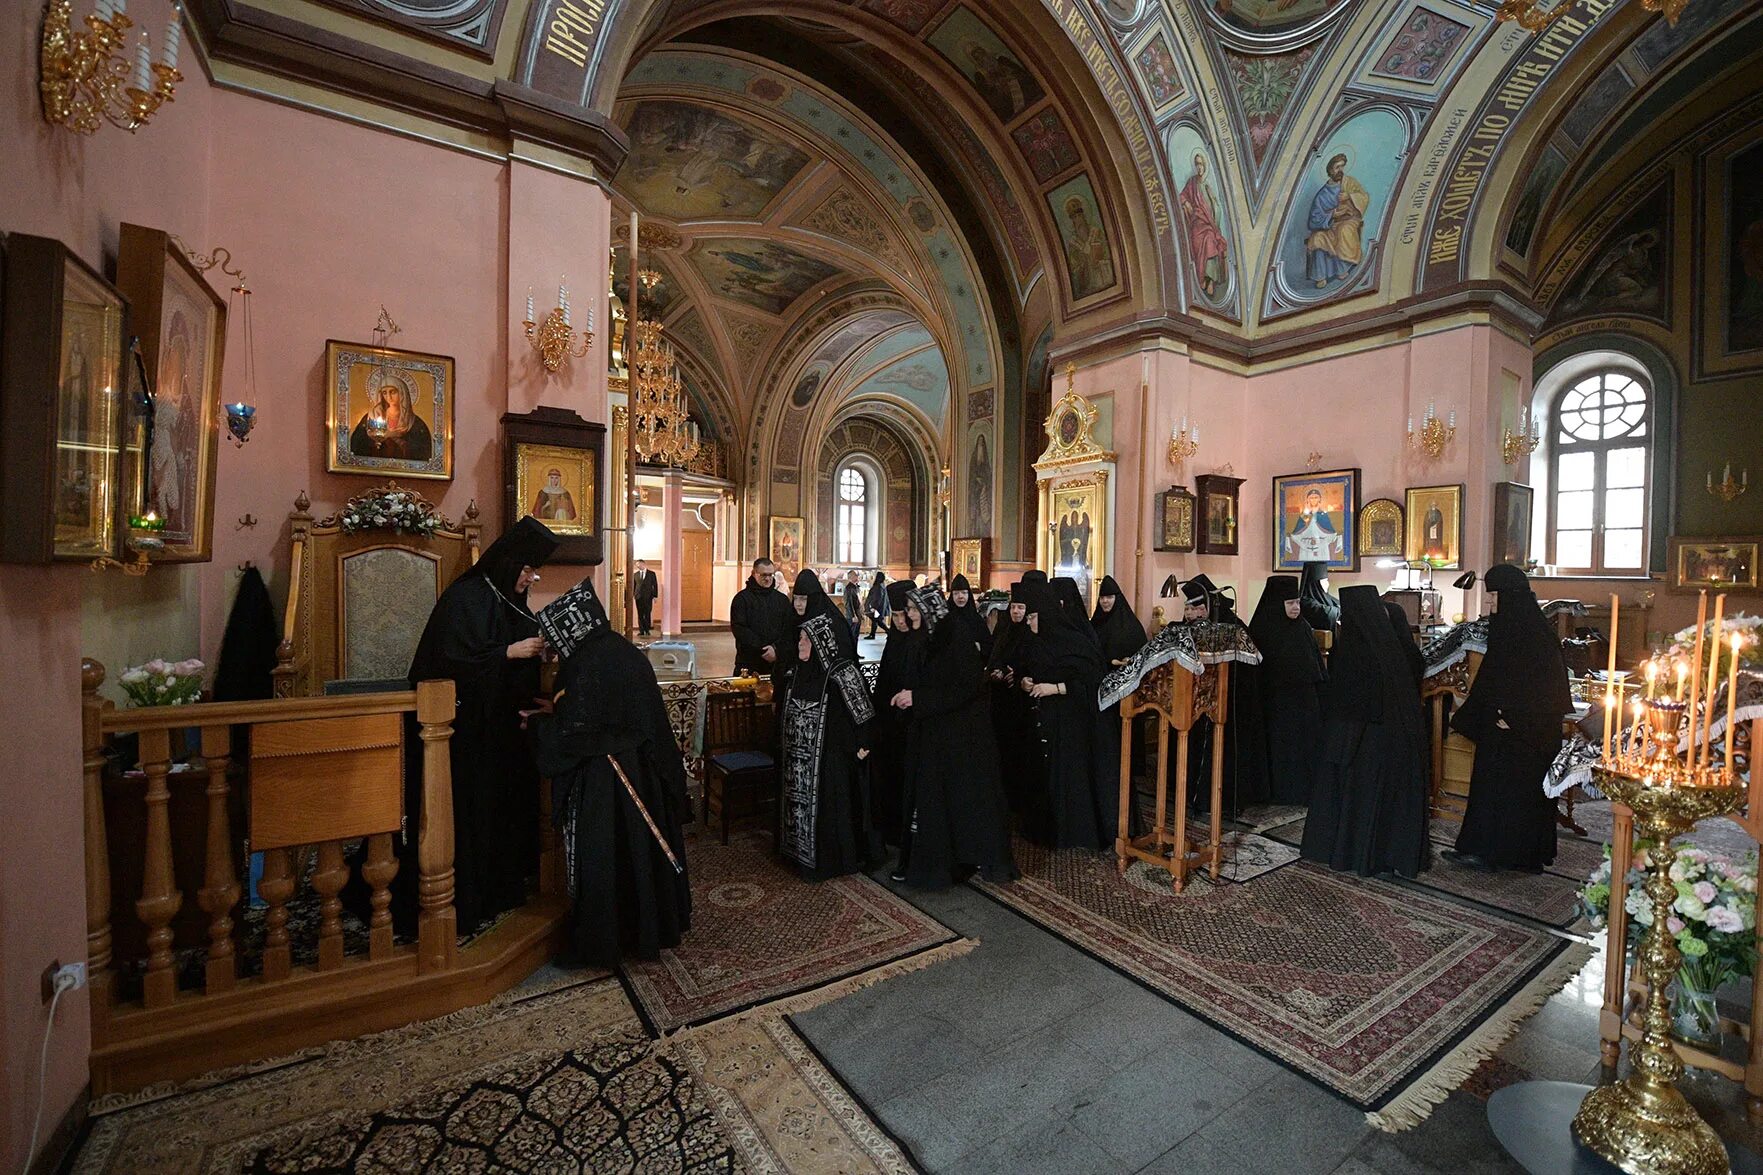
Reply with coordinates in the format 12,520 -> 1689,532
1248,576 -> 1327,806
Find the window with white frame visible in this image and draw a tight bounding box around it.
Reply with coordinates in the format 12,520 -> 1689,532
1546,369 -> 1651,575
836,465 -> 869,565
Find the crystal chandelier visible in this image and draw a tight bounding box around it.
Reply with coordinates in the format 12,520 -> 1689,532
629,319 -> 699,468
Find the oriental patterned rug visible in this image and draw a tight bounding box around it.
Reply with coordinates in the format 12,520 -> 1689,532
73,976 -> 914,1175
972,839 -> 1591,1131
623,831 -> 973,1033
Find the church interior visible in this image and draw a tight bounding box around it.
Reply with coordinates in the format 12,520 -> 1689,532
6,0 -> 1763,1170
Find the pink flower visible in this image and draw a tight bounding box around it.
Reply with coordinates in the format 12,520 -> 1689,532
143,658 -> 169,675
1706,906 -> 1745,934
1667,916 -> 1686,935
173,658 -> 204,676
1694,881 -> 1717,904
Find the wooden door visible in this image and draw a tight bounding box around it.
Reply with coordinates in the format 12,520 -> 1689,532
681,530 -> 714,621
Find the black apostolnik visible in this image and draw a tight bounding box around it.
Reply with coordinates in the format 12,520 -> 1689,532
1450,563 -> 1571,870
780,610 -> 880,878
1301,585 -> 1430,879
893,585 -> 1016,888
1091,574 -> 1149,795
1018,578 -> 1117,851
987,583 -> 1038,817
398,516 -> 558,933
1246,575 -> 1326,806
869,579 -> 920,845
946,573 -> 994,657
1298,560 -> 1341,634
528,576 -> 692,967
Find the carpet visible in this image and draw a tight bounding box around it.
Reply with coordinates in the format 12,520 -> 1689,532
73,976 -> 914,1174
972,839 -> 1592,1131
624,831 -> 972,1033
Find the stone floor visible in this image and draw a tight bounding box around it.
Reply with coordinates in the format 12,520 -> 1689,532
789,872 -> 1763,1174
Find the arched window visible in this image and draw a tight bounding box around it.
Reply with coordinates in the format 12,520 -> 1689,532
1544,367 -> 1652,575
836,465 -> 870,564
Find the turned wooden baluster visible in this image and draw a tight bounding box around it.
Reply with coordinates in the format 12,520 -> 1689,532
361,833 -> 398,960
197,724 -> 240,993
81,661 -> 114,1039
259,847 -> 295,981
136,726 -> 183,1008
312,840 -> 349,970
416,679 -> 457,973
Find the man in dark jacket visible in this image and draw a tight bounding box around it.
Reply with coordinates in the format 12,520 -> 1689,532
842,570 -> 863,647
730,558 -> 795,692
632,559 -> 659,637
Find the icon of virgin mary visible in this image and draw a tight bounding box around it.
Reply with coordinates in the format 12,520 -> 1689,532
350,368 -> 433,462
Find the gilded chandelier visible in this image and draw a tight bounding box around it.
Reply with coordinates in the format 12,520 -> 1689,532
1497,0 -> 1693,33
40,0 -> 182,135
630,319 -> 699,468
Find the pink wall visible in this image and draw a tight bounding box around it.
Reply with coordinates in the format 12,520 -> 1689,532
1,7 -> 617,1163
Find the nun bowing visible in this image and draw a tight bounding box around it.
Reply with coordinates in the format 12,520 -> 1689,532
869,580 -> 920,845
890,586 -> 1016,888
780,612 -> 880,878
1247,576 -> 1326,806
527,578 -> 691,966
1447,564 -> 1571,871
1018,579 -> 1117,851
1301,585 -> 1430,879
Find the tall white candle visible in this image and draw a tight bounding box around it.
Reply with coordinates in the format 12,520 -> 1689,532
96,0 -> 113,24
525,287 -> 534,323
113,0 -> 125,18
163,11 -> 179,68
1192,423 -> 1200,444
134,32 -> 151,89
587,307 -> 594,332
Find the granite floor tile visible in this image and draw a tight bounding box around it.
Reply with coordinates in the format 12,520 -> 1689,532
1191,1068 -> 1371,1175
916,1022 -> 1119,1146
944,1114 -> 1129,1175
1065,1043 -> 1248,1170
873,1088 -> 969,1172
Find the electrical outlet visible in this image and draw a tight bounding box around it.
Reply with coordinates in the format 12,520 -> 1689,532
40,960 -> 86,1004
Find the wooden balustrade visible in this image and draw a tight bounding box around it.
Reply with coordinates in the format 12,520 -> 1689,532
80,662 -> 567,1095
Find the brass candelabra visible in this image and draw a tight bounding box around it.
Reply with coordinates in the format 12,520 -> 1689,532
1502,405 -> 1540,465
522,278 -> 593,374
629,319 -> 698,468
1707,464 -> 1748,503
1407,402 -> 1456,460
1168,416 -> 1200,471
40,0 -> 182,135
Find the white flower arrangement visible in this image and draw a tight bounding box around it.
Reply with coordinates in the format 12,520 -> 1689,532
1668,613 -> 1763,673
119,657 -> 206,707
1582,840 -> 1759,997
338,489 -> 442,537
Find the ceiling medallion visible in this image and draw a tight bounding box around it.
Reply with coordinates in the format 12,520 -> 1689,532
1496,0 -> 1691,32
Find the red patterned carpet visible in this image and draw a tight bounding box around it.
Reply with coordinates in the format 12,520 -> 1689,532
624,832 -> 969,1032
973,839 -> 1591,1129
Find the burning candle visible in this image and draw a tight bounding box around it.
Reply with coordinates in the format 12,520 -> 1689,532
1603,694 -> 1617,762
1726,633 -> 1744,771
1603,593 -> 1619,759
1702,594 -> 1724,769
1629,698 -> 1645,763
1675,660 -> 1688,702
1686,590 -> 1708,764
1645,658 -> 1658,701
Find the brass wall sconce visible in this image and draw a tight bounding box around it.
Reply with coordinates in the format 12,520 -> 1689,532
1168,416 -> 1199,470
40,0 -> 182,135
1707,463 -> 1749,503
523,276 -> 593,373
1407,402 -> 1456,459
1501,404 -> 1539,465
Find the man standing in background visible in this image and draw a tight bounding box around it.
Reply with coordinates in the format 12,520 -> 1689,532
731,557 -> 795,696
842,570 -> 863,647
632,558 -> 659,637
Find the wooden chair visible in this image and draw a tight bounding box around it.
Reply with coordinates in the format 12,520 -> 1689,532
273,487 -> 481,697
702,691 -> 777,844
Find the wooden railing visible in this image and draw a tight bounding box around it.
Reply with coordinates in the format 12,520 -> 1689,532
81,659 -> 566,1094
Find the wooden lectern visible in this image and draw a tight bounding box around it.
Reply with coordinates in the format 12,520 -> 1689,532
1114,659 -> 1230,892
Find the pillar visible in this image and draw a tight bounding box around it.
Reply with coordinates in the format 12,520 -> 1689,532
662,470 -> 684,636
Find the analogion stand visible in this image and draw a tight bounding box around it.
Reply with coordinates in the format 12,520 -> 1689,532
1113,658 -> 1229,892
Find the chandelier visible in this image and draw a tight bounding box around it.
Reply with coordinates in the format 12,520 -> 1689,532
630,318 -> 699,468
1496,0 -> 1691,32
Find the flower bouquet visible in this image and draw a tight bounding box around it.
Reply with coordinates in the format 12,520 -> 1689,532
1582,841 -> 1759,1048
1668,613 -> 1763,673
339,488 -> 442,537
117,658 -> 206,708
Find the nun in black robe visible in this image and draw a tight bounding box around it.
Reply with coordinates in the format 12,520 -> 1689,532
987,584 -> 1039,815
780,612 -> 879,878
891,586 -> 1017,888
946,573 -> 994,656
1177,575 -> 1270,817
1298,561 -> 1341,634
1092,575 -> 1149,777
527,578 -> 691,966
869,580 -> 919,845
1247,576 -> 1326,806
398,516 -> 558,932
1449,564 -> 1570,871
1301,585 -> 1430,878
1019,579 -> 1117,851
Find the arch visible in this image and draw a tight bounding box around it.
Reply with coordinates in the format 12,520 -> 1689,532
1531,334 -> 1680,575
832,454 -> 884,566
815,414 -> 931,569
